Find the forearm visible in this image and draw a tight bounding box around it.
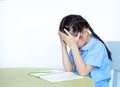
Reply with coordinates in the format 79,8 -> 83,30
71,45 -> 90,76
61,46 -> 73,71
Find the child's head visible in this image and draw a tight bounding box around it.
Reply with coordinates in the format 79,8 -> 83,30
59,15 -> 90,36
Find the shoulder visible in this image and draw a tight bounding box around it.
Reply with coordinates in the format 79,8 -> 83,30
89,37 -> 106,52
84,38 -> 108,67
85,37 -> 108,60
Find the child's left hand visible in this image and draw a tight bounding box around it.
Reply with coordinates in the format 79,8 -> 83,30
59,29 -> 80,48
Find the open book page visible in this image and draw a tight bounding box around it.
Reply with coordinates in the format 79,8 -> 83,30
29,70 -> 64,77
29,69 -> 84,82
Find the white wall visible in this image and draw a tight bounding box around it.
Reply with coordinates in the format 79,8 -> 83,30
0,0 -> 120,69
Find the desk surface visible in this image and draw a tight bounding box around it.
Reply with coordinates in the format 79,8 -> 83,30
0,68 -> 95,87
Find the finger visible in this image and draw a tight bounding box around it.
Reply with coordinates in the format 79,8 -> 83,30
58,31 -> 62,39
62,34 -> 69,43
58,31 -> 67,40
64,29 -> 71,36
58,31 -> 63,37
58,31 -> 61,35
61,31 -> 68,38
77,32 -> 81,38
58,31 -> 60,36
76,32 -> 80,40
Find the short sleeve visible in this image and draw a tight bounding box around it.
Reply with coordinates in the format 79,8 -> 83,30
69,49 -> 77,72
84,43 -> 107,68
69,49 -> 74,64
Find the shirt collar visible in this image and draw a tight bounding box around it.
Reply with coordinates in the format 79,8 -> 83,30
79,36 -> 96,51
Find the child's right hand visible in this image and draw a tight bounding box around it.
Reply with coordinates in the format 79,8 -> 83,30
58,31 -> 66,47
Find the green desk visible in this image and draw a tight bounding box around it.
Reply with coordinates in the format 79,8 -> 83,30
0,68 -> 95,87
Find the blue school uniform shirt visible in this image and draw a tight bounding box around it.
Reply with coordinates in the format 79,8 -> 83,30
69,36 -> 111,87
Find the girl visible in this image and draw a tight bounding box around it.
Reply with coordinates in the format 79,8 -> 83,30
58,14 -> 112,87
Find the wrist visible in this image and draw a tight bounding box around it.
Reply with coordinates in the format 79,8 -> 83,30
61,45 -> 67,49
71,44 -> 78,50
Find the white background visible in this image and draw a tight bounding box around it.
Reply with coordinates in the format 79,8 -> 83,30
0,0 -> 120,69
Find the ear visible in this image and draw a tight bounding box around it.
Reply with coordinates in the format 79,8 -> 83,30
81,28 -> 88,34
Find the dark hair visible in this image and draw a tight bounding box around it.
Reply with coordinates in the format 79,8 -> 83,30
59,14 -> 112,61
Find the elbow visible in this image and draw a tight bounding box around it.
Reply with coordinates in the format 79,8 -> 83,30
79,73 -> 87,76
78,71 -> 88,76
64,65 -> 73,72
64,68 -> 73,72
64,67 -> 73,72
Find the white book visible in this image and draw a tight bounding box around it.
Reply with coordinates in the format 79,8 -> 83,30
29,69 -> 84,82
